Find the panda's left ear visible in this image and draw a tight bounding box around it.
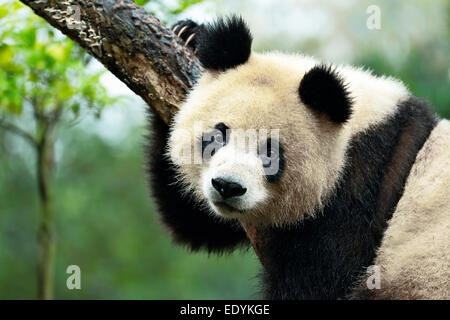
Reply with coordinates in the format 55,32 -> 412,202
299,65 -> 353,123
197,15 -> 253,71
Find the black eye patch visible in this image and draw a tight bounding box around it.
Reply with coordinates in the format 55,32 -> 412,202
201,122 -> 230,159
259,138 -> 285,183
214,122 -> 229,137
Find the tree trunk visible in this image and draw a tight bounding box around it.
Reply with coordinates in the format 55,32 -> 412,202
36,122 -> 55,300
21,0 -> 201,124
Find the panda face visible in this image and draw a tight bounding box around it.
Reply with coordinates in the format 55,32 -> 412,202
168,53 -> 352,225
167,17 -> 409,226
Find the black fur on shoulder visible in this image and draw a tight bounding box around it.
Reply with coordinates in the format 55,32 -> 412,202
259,97 -> 437,299
145,111 -> 249,254
197,15 -> 253,71
299,65 -> 353,123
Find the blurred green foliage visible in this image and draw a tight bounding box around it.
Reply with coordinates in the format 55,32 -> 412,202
0,0 -> 117,299
243,0 -> 449,119
0,0 -> 448,300
352,1 -> 449,117
0,124 -> 259,299
0,2 -> 112,119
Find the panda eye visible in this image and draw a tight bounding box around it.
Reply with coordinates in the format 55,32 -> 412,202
261,150 -> 278,168
214,131 -> 224,144
259,139 -> 278,165
261,155 -> 272,168
259,138 -> 284,182
201,122 -> 229,160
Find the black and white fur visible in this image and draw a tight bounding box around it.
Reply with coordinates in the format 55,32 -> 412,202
147,16 -> 450,299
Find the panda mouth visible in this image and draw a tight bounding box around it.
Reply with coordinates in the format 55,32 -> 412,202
213,201 -> 246,214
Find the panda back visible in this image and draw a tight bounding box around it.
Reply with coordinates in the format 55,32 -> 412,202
374,119 -> 450,299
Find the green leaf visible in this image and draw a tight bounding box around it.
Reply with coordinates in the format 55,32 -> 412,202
0,7 -> 8,19
0,45 -> 13,68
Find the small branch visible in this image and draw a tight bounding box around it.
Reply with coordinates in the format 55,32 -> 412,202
0,120 -> 37,147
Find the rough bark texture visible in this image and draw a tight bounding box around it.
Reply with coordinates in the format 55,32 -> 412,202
21,0 -> 201,124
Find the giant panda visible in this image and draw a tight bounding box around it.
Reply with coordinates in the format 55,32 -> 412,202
147,15 -> 450,300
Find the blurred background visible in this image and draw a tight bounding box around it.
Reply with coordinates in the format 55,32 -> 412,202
0,0 -> 448,299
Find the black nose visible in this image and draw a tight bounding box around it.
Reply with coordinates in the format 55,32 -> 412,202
211,178 -> 247,198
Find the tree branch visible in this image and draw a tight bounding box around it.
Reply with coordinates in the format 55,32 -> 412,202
20,0 -> 202,124
0,120 -> 37,147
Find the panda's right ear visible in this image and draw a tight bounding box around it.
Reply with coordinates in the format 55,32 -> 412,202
299,65 -> 353,123
197,15 -> 253,72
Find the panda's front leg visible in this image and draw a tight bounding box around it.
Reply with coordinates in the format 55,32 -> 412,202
171,19 -> 205,52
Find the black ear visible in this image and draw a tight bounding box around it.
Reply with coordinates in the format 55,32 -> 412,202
197,15 -> 253,71
299,65 -> 353,123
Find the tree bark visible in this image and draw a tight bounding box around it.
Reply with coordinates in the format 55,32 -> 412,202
21,0 -> 201,124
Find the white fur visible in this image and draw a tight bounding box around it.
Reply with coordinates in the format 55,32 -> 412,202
201,142 -> 268,218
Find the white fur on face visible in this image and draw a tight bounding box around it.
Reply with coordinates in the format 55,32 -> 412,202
200,139 -> 268,219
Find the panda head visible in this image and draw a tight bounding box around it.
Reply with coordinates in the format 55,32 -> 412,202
168,16 -> 354,226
